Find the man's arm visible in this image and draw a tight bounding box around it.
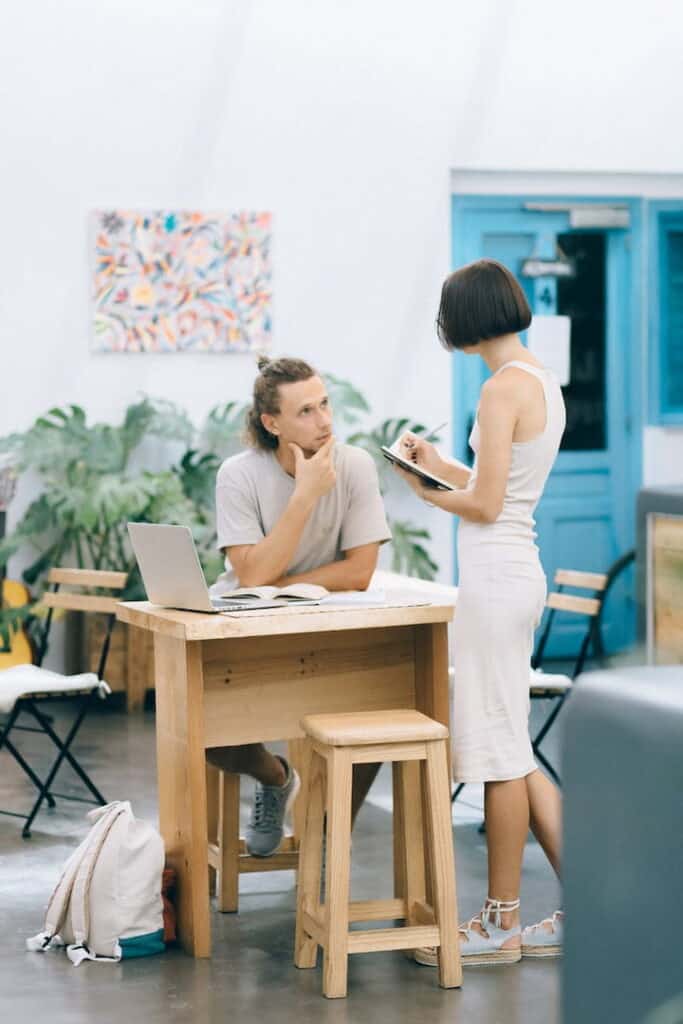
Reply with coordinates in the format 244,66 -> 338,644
225,491 -> 317,587
226,438 -> 337,587
270,542 -> 380,591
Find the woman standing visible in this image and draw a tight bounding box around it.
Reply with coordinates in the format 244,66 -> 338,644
394,259 -> 566,966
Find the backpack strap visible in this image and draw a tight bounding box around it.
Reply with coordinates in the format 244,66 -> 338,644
66,802 -> 130,965
26,802 -> 124,953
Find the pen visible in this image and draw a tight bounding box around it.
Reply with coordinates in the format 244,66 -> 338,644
399,419 -> 448,456
421,419 -> 448,441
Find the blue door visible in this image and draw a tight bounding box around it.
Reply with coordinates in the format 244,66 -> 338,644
451,196 -> 642,657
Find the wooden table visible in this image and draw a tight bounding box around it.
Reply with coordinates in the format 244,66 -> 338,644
117,596 -> 455,957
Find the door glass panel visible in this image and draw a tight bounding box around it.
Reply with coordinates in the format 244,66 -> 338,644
556,232 -> 607,451
663,230 -> 683,411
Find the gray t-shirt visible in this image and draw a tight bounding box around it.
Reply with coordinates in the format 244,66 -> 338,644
211,443 -> 391,593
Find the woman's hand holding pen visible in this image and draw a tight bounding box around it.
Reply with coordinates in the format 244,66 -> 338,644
399,432 -> 447,477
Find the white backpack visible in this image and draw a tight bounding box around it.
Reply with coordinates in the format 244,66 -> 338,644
27,801 -> 166,965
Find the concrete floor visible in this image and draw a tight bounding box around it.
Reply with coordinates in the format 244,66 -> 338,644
0,699 -> 562,1024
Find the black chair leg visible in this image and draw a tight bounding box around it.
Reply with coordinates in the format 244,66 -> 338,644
0,706 -> 57,808
21,694 -> 106,836
28,695 -> 107,804
451,782 -> 466,804
534,745 -> 561,786
533,694 -> 567,751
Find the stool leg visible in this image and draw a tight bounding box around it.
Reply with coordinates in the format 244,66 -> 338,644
217,771 -> 240,913
392,762 -> 406,902
322,747 -> 353,999
295,748 -> 325,969
399,759 -> 427,933
424,740 -> 462,989
206,762 -> 219,893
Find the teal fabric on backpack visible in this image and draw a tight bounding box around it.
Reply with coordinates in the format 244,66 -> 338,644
119,928 -> 165,959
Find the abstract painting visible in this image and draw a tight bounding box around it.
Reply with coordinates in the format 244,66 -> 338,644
91,210 -> 272,353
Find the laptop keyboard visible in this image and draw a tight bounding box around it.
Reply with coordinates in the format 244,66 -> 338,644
211,599 -> 257,611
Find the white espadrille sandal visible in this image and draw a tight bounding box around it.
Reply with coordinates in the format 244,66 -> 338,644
415,898 -> 522,968
521,910 -> 564,958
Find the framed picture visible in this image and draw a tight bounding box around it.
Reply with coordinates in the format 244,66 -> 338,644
92,210 -> 272,353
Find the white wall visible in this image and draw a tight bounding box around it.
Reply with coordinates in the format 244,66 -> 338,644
3,0 -> 683,586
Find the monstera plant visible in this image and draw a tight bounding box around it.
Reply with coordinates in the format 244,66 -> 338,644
0,376 -> 441,647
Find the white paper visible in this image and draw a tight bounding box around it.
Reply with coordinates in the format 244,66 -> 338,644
526,315 -> 571,385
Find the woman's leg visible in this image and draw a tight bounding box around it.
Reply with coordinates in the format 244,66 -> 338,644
477,778 -> 529,942
525,769 -> 562,877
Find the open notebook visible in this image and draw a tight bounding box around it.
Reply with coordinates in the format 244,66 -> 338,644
380,441 -> 455,492
220,583 -> 327,603
219,584 -> 391,607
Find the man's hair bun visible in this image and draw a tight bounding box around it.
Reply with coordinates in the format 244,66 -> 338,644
256,355 -> 271,373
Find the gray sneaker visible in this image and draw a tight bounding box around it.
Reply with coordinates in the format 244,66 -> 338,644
245,758 -> 301,857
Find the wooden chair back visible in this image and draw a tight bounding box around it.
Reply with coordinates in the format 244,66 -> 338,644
41,568 -> 127,615
534,568 -> 610,678
38,567 -> 128,676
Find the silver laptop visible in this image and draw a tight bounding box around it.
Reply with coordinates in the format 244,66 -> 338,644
127,522 -> 285,613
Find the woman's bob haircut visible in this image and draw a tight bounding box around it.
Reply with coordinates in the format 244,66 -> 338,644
436,258 -> 532,351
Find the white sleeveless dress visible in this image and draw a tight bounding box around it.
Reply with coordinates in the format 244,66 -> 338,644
452,360 -> 566,783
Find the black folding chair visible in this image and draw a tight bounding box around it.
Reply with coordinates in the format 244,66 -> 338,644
0,567 -> 127,836
451,549 -> 636,801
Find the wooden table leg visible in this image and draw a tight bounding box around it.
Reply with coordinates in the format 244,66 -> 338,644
153,634 -> 211,957
288,737 -> 311,849
414,622 -> 451,732
414,622 -> 452,906
126,623 -> 150,712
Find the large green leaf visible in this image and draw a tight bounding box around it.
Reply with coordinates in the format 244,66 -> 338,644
8,405 -> 90,479
388,518 -> 438,580
0,495 -> 56,570
143,472 -> 201,528
199,402 -> 249,458
124,397 -> 195,451
0,602 -> 34,652
175,450 -> 221,509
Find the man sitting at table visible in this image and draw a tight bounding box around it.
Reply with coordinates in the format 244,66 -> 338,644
206,355 -> 392,857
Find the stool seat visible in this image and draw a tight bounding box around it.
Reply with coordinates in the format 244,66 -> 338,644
301,709 -> 449,746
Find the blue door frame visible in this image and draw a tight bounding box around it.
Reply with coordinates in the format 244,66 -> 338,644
648,199 -> 683,426
450,194 -> 645,656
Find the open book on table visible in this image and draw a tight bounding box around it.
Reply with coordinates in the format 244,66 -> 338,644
219,583 -> 328,603
217,584 -> 392,607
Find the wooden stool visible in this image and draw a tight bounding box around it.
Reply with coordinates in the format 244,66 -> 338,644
294,709 -> 462,999
205,740 -> 308,912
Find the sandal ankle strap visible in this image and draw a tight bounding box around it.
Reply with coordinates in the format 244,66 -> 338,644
481,897 -> 521,930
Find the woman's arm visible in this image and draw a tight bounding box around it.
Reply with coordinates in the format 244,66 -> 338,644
396,377 -> 516,523
435,456 -> 473,490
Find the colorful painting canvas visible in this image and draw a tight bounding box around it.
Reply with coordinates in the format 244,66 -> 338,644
92,210 -> 272,353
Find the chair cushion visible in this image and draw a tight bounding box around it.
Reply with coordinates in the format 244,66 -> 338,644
529,668 -> 573,695
0,665 -> 105,714
575,664 -> 682,688
300,709 -> 449,746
